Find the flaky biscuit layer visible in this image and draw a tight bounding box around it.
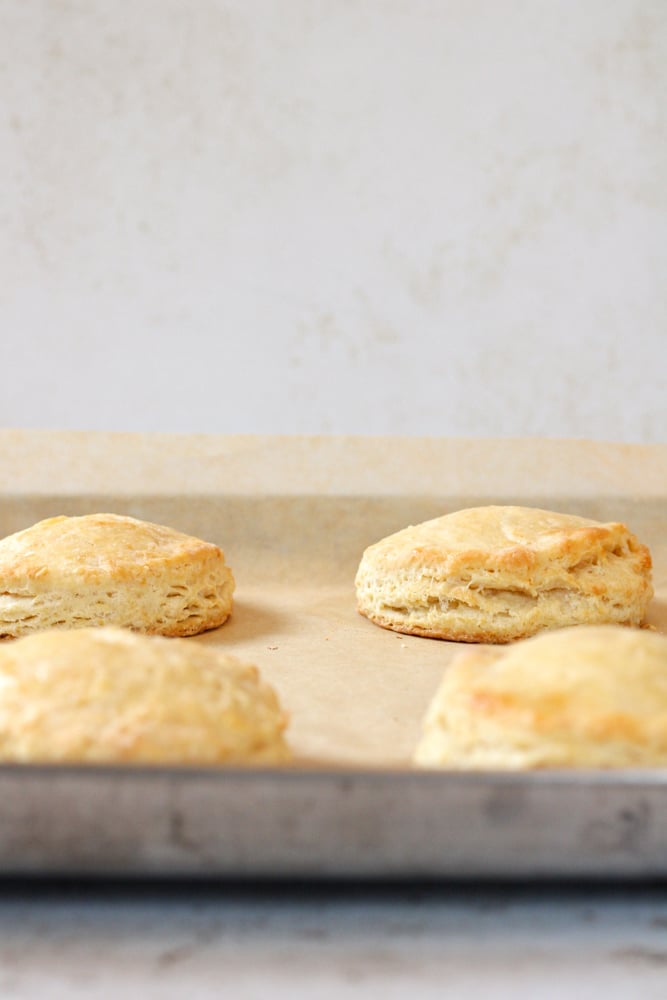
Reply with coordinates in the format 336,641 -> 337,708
0,513 -> 235,638
355,506 -> 653,642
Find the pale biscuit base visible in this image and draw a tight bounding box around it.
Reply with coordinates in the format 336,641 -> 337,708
355,506 -> 653,643
0,513 -> 235,638
414,625 -> 667,769
0,626 -> 289,764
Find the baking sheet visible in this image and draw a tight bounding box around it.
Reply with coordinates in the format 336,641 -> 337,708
0,430 -> 665,878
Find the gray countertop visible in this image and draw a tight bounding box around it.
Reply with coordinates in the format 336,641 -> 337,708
1,881 -> 666,998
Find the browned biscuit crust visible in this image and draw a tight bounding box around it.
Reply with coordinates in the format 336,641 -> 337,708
414,625 -> 667,769
0,513 -> 235,638
0,626 -> 288,764
355,506 -> 653,643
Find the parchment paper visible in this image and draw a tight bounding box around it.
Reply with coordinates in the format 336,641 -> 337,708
1,431 -> 665,767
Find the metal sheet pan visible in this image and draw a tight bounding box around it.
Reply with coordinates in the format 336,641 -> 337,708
2,765 -> 667,879
0,431 -> 665,878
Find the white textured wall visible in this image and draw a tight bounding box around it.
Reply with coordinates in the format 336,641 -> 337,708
1,0 -> 665,440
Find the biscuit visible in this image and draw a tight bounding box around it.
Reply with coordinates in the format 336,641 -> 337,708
0,513 -> 235,638
0,626 -> 289,764
414,625 -> 667,769
355,506 -> 652,643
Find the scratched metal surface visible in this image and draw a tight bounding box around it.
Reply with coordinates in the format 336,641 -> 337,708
1,766 -> 666,879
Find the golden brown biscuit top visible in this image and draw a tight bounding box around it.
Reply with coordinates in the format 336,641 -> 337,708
441,626 -> 667,746
0,513 -> 227,588
0,626 -> 288,763
362,505 -> 648,575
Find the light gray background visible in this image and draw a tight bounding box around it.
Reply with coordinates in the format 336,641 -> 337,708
2,0 -> 665,440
